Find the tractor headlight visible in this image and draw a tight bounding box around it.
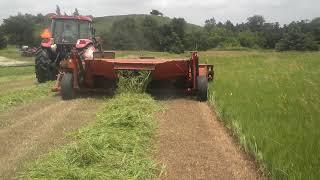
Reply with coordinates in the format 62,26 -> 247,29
50,44 -> 57,53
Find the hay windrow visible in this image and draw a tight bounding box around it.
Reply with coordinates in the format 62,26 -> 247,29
116,70 -> 152,93
18,72 -> 160,179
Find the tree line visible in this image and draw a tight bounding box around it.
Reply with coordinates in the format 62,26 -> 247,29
0,13 -> 49,48
102,15 -> 319,53
0,12 -> 319,52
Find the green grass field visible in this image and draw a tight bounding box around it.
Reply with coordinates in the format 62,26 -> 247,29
0,82 -> 53,113
0,66 -> 34,77
0,66 -> 53,114
111,50 -> 320,178
1,48 -> 319,179
203,51 -> 320,179
0,66 -> 34,90
0,46 -> 34,62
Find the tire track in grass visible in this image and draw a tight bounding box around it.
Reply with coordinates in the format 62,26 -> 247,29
155,99 -> 264,180
0,82 -> 54,114
0,77 -> 35,95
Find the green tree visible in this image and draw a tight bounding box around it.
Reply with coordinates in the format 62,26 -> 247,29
170,18 -> 186,40
204,17 -> 216,32
261,22 -> 283,48
0,29 -> 7,49
238,30 -> 259,48
225,20 -> 235,31
2,13 -> 37,46
142,16 -> 161,50
276,25 -> 318,51
99,31 -> 111,49
247,15 -> 265,32
109,18 -> 144,50
150,10 -> 163,16
184,30 -> 210,50
159,24 -> 184,53
310,17 -> 320,45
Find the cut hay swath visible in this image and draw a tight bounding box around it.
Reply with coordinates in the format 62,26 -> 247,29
116,70 -> 152,93
18,71 -> 161,179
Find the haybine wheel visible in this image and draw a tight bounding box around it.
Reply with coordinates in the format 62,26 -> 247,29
197,76 -> 208,101
61,73 -> 75,100
35,49 -> 56,83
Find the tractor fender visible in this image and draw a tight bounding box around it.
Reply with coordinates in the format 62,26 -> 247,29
76,39 -> 93,49
82,45 -> 96,60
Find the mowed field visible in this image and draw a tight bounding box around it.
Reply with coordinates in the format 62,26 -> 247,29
0,49 -> 319,179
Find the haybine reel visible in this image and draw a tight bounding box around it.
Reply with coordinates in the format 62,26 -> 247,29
37,14 -> 214,101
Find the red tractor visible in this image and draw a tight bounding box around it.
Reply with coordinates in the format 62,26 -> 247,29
35,15 -> 100,83
39,15 -> 214,101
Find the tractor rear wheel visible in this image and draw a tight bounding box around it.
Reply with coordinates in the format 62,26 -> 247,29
197,76 -> 208,101
61,73 -> 75,100
35,49 -> 56,83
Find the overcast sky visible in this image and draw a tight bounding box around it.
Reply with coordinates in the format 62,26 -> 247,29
0,0 -> 319,25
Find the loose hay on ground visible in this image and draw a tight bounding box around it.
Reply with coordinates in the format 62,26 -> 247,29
18,72 -> 160,179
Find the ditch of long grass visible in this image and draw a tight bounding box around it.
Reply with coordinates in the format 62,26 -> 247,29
206,51 -> 320,179
18,71 -> 160,179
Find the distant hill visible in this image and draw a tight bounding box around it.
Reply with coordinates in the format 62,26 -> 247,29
93,14 -> 202,34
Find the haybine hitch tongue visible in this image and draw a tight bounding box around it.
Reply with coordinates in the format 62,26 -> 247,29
53,51 -> 214,101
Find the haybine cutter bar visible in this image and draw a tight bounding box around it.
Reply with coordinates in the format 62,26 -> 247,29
54,51 -> 214,101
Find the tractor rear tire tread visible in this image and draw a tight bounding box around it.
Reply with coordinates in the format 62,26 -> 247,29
35,49 -> 56,83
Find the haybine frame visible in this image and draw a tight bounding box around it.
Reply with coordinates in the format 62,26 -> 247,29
53,51 -> 214,101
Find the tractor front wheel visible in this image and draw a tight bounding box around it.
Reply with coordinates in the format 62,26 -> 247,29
197,76 -> 208,101
61,73 -> 75,100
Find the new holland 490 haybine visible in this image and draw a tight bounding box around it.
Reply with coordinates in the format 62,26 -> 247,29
36,15 -> 214,101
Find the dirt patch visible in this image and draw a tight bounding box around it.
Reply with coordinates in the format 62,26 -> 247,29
0,96 -> 104,179
156,99 -> 263,180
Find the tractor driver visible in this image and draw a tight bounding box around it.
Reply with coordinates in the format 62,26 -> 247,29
62,24 -> 76,42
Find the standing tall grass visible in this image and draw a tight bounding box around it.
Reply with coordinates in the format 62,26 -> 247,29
205,51 -> 320,179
